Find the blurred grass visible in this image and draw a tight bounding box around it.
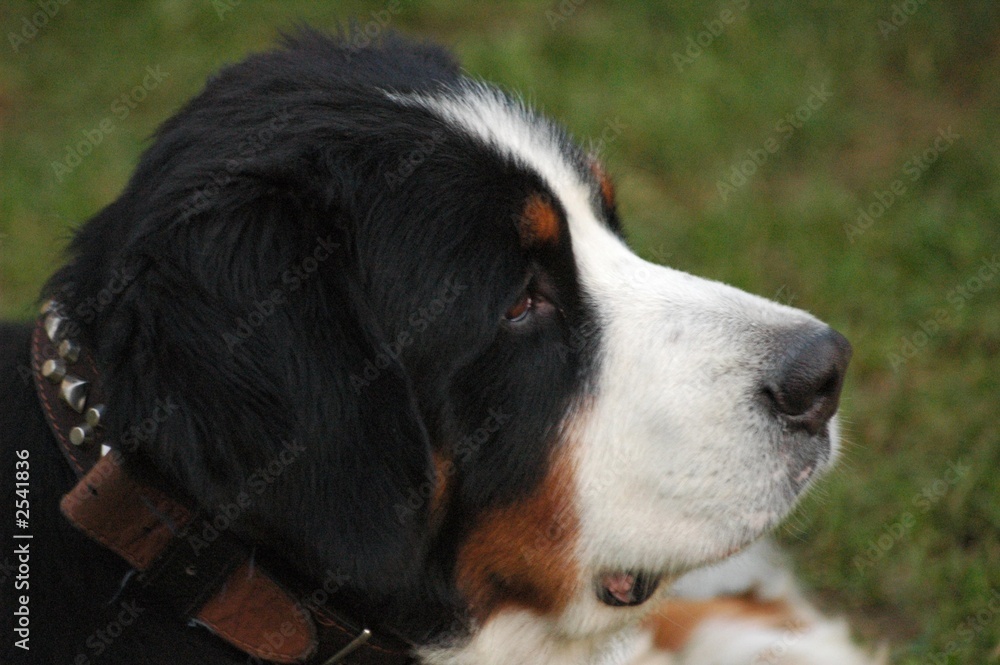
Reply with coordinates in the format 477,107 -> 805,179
1,1 -> 998,662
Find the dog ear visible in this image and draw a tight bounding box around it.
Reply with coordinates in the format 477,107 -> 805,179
58,149 -> 436,605
42,30 -> 469,608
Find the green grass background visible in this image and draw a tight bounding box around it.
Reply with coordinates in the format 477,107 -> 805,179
1,1 -> 998,662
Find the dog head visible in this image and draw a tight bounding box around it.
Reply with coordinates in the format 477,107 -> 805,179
48,30 -> 850,660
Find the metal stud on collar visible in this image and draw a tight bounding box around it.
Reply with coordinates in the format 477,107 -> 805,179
44,312 -> 65,343
42,358 -> 67,383
60,376 -> 89,413
38,301 -> 109,457
85,404 -> 105,428
322,628 -> 372,665
69,424 -> 93,447
58,338 -> 81,362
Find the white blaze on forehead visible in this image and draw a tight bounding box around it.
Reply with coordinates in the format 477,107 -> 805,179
387,82 -> 602,216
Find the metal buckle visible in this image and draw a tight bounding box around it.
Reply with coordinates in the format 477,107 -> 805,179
322,628 -> 372,665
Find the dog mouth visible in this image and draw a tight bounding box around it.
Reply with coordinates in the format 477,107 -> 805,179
781,429 -> 832,496
595,570 -> 661,607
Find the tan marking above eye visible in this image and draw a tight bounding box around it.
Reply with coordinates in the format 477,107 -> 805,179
520,194 -> 561,246
590,161 -> 616,210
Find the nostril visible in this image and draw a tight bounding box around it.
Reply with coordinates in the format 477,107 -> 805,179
765,327 -> 852,434
815,372 -> 840,399
773,368 -> 839,414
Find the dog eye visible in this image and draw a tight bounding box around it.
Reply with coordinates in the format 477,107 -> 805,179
505,293 -> 534,324
504,287 -> 557,326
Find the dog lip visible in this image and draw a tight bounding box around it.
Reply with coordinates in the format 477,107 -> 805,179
595,570 -> 661,607
781,428 -> 832,495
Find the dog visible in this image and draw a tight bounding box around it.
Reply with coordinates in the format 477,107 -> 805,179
0,29 -> 881,665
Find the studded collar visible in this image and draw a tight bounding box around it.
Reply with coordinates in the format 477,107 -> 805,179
32,301 -> 417,665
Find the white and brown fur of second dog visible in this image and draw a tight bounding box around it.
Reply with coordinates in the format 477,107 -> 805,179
622,539 -> 888,665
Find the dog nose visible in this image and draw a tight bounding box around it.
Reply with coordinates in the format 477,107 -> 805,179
765,327 -> 852,435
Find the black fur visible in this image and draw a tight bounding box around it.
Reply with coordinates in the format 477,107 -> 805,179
1,30 -> 610,663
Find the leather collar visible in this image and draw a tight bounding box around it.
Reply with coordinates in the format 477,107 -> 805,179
32,301 -> 416,665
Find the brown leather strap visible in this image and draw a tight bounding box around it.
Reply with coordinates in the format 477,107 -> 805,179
34,309 -> 416,664
199,563 -> 315,664
60,454 -> 318,663
60,453 -> 193,569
